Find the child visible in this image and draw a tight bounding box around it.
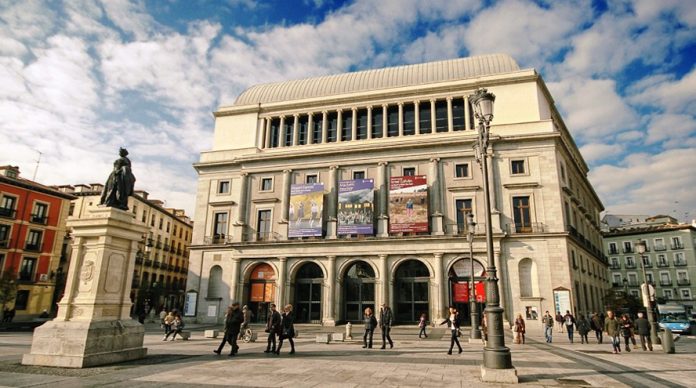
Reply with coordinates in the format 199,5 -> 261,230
418,313 -> 428,338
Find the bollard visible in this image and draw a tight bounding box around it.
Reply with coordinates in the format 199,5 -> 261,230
346,322 -> 353,340
662,329 -> 675,354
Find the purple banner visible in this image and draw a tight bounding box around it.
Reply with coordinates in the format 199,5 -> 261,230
289,183 -> 324,237
338,179 -> 374,235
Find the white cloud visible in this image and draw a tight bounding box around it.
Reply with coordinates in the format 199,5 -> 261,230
645,114 -> 696,148
99,0 -> 158,40
630,66 -> 696,114
0,0 -> 57,43
579,143 -> 624,164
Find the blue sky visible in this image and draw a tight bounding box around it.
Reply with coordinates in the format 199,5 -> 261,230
1,0 -> 695,220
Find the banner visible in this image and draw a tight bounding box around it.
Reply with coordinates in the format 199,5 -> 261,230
389,175 -> 428,233
288,183 -> 324,237
553,289 -> 571,315
183,291 -> 197,317
452,281 -> 485,303
338,179 -> 374,235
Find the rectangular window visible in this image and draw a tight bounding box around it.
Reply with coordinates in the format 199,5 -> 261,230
352,171 -> 365,180
372,108 -> 383,138
298,115 -> 308,145
612,273 -> 621,285
511,160 -> 526,175
674,252 -> 686,265
560,164 -> 566,181
0,224 -> 10,247
610,257 -> 619,268
628,273 -> 637,285
283,119 -> 293,146
512,196 -> 531,233
682,289 -> 691,299
166,222 -> 170,233
270,118 -> 280,148
218,180 -> 230,194
261,178 -> 273,192
159,218 -> 163,230
609,242 -> 618,254
151,214 -> 155,227
625,256 -> 635,267
341,110 -> 353,141
213,212 -> 227,237
31,202 -> 48,224
19,257 -> 37,281
623,241 -> 633,253
646,272 -> 654,283
257,210 -> 272,240
419,102 -> 432,134
327,112 -> 338,142
403,103 -> 415,135
452,97 -> 465,131
310,114 -> 322,144
387,105 -> 399,137
306,174 -> 318,184
455,163 -> 469,178
356,109 -> 368,140
15,290 -> 29,310
455,199 -> 472,234
403,167 -> 416,177
664,289 -> 673,299
435,100 -> 448,132
671,236 -> 683,249
0,195 -> 17,218
657,254 -> 667,266
654,238 -> 665,251
25,230 -> 42,251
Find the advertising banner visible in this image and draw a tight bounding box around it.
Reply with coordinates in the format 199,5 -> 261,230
388,175 -> 428,233
288,183 -> 324,237
553,289 -> 571,315
338,179 -> 374,235
452,282 -> 485,303
183,291 -> 197,317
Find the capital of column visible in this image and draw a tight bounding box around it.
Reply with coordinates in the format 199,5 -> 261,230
240,171 -> 249,177
232,257 -> 241,263
378,161 -> 389,167
327,255 -> 336,261
329,165 -> 339,171
433,252 -> 443,259
430,99 -> 436,104
322,110 -> 328,115
446,96 -> 453,102
429,157 -> 441,163
397,102 -> 404,107
283,169 -> 293,174
382,104 -> 388,109
351,107 -> 357,112
278,256 -> 287,262
378,254 -> 388,260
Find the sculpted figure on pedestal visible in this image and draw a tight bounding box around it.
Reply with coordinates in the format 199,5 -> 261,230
100,147 -> 136,210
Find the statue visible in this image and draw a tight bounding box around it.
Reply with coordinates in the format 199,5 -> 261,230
100,147 -> 136,211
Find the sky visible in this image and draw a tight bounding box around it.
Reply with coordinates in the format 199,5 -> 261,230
0,0 -> 695,221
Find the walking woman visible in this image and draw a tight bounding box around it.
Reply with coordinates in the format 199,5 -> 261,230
264,304 -> 282,353
362,307 -> 377,348
439,306 -> 462,355
577,314 -> 591,344
418,313 -> 428,339
513,313 -> 526,344
604,310 -> 621,354
162,311 -> 174,341
276,304 -> 296,355
620,313 -> 634,352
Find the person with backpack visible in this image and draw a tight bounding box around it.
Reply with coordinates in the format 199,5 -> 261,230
439,306 -> 462,355
591,312 -> 603,344
564,310 -> 576,343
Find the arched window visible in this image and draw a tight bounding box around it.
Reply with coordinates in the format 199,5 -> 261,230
207,265 -> 223,298
518,258 -> 538,297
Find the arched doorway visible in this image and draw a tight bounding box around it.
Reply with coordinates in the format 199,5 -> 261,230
394,260 -> 430,323
247,263 -> 276,323
448,258 -> 486,326
295,262 -> 323,323
343,261 -> 376,322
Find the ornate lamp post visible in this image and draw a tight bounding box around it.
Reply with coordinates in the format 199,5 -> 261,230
469,88 -> 514,375
467,212 -> 482,340
635,240 -> 660,345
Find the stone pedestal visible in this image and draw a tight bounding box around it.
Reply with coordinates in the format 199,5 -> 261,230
23,207 -> 149,368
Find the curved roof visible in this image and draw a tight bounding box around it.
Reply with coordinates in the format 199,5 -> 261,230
234,54 -> 520,106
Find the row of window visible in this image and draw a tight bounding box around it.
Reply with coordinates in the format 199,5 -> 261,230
607,237 -> 684,254
570,250 -> 607,281
262,97 -> 476,149
0,254 -> 40,283
0,224 -> 44,251
0,194 -> 50,224
612,270 -> 691,286
609,253 -> 687,268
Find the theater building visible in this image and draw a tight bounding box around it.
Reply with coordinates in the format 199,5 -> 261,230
186,54 -> 607,325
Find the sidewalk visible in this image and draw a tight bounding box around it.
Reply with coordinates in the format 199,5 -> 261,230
0,323 -> 694,387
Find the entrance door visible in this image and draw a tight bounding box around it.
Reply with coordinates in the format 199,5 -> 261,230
295,262 -> 323,323
449,258 -> 486,326
394,260 -> 430,322
343,261 -> 375,322
247,263 -> 276,323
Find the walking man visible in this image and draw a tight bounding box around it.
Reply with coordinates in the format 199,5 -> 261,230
215,302 -> 243,356
564,310 -> 576,343
264,304 -> 281,354
634,312 -> 653,351
542,311 -> 554,343
380,304 -> 394,349
604,310 -> 621,354
591,312 -> 603,344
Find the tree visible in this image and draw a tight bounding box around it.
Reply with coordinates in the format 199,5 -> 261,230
604,288 -> 642,316
0,268 -> 17,321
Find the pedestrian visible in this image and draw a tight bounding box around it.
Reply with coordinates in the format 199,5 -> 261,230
564,310 -> 576,343
513,313 -> 526,344
577,314 -> 591,344
418,313 -> 428,338
162,311 -> 175,340
238,305 -> 253,339
481,314 -> 488,343
591,312 -> 603,344
380,304 -> 394,349
276,304 -> 296,355
542,311 -> 554,343
362,307 -> 377,348
215,302 -> 243,356
164,312 -> 184,341
633,312 -> 653,351
264,303 -> 282,353
604,310 -> 621,354
159,308 -> 167,328
555,311 -> 564,333
439,306 -> 462,355
620,313 -> 634,352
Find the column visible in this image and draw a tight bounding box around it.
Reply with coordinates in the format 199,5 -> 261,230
429,157 -> 444,235
278,116 -> 286,147
230,258 -> 241,302
382,104 -> 388,137
307,113 -> 314,145
324,255 -> 337,326
398,102 -> 404,137
367,106 -> 373,140
277,257 -> 287,306
264,118 -> 272,148
464,96 -> 471,130
233,172 -> 249,242
430,99 -> 437,133
414,101 -> 420,135
433,252 -> 446,322
447,97 -> 454,132
336,110 -> 343,143
321,111 -> 328,143
327,165 -> 339,239
379,254 -> 389,308
377,161 -> 389,237
292,114 -> 299,146
351,108 -> 357,141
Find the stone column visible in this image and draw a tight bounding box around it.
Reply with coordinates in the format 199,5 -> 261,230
377,161 -> 389,237
279,169 -> 292,239
379,254 -> 389,308
326,165 -> 339,239
464,96 -> 471,130
233,172 -> 249,242
433,252 -> 446,322
429,157 -> 444,235
367,106 -> 373,140
430,99 -> 437,133
382,104 -> 388,137
292,114 -> 299,146
277,257 -> 287,306
324,255 -> 337,326
23,207 -> 149,368
278,116 -> 286,147
321,111 -> 328,143
351,108 -> 358,141
447,97 -> 454,132
230,257 -> 241,302
414,101 -> 420,135
307,113 -> 314,145
336,110 -> 343,143
264,118 -> 272,148
398,102 -> 404,137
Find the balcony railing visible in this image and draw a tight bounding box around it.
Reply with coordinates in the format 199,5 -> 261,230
153,261 -> 161,269
24,242 -> 42,252
660,280 -> 672,286
674,260 -> 687,267
641,261 -> 652,268
0,207 -> 16,219
146,238 -> 154,247
155,242 -> 162,249
163,243 -> 170,251
508,223 -> 545,234
609,264 -> 621,270
177,248 -> 182,255
144,259 -> 153,267
135,256 -> 143,265
30,214 -> 48,225
0,239 -> 10,248
623,247 -> 633,254
625,262 -> 637,269
608,247 -> 619,255
612,282 -> 622,288
671,242 -> 684,250
204,235 -> 234,244
654,245 -> 667,251
677,279 -> 691,286
657,260 -> 669,268
627,281 -> 640,287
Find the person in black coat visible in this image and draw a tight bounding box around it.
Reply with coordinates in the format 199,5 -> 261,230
276,304 -> 296,355
380,304 -> 394,349
362,307 -> 377,348
215,302 -> 244,356
633,311 -> 653,351
440,306 -> 462,355
264,303 -> 282,353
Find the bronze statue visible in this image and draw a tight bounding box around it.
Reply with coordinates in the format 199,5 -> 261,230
100,147 -> 136,210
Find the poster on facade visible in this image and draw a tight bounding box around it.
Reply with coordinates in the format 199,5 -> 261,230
553,289 -> 571,315
288,183 -> 324,237
388,175 -> 428,233
183,291 -> 197,317
338,179 -> 374,235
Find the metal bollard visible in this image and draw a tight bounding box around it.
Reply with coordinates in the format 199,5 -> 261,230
662,329 -> 675,354
346,322 -> 353,340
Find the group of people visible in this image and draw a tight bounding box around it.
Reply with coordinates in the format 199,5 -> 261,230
214,302 -> 254,356
160,310 -> 185,341
264,303 -> 296,355
362,304 -> 394,349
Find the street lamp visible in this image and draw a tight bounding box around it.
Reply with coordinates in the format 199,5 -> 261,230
635,240 -> 661,345
467,212 -> 481,340
469,88 -> 514,374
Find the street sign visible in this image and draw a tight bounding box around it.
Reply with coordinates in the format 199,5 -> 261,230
640,283 -> 655,307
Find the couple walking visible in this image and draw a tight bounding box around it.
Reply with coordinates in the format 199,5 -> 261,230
362,304 -> 394,349
264,303 -> 296,355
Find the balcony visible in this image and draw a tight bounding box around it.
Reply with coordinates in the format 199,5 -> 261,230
153,261 -> 161,269
677,279 -> 691,286
144,259 -> 153,267
625,262 -> 637,269
168,264 -> 175,271
671,242 -> 684,250
674,260 -> 687,267
24,242 -> 42,252
30,214 -> 48,225
627,281 -> 640,287
608,247 -> 619,255
163,243 -> 170,251
507,223 -> 545,234
654,245 -> 667,251
176,248 -> 182,256
660,280 -> 673,286
657,260 -> 669,268
174,266 -> 180,272
131,279 -> 140,289
623,247 -> 633,254
641,261 -> 652,268
146,238 -> 154,247
612,282 -> 621,288
609,264 -> 621,270
135,255 -> 143,265
0,207 -> 16,219
155,241 -> 162,249
0,239 -> 10,249
204,234 -> 234,244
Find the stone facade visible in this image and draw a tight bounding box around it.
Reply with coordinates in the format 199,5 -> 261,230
186,54 -> 607,326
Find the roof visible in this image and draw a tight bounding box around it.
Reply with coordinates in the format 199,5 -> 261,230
0,174 -> 76,200
602,223 -> 695,237
234,54 -> 522,106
